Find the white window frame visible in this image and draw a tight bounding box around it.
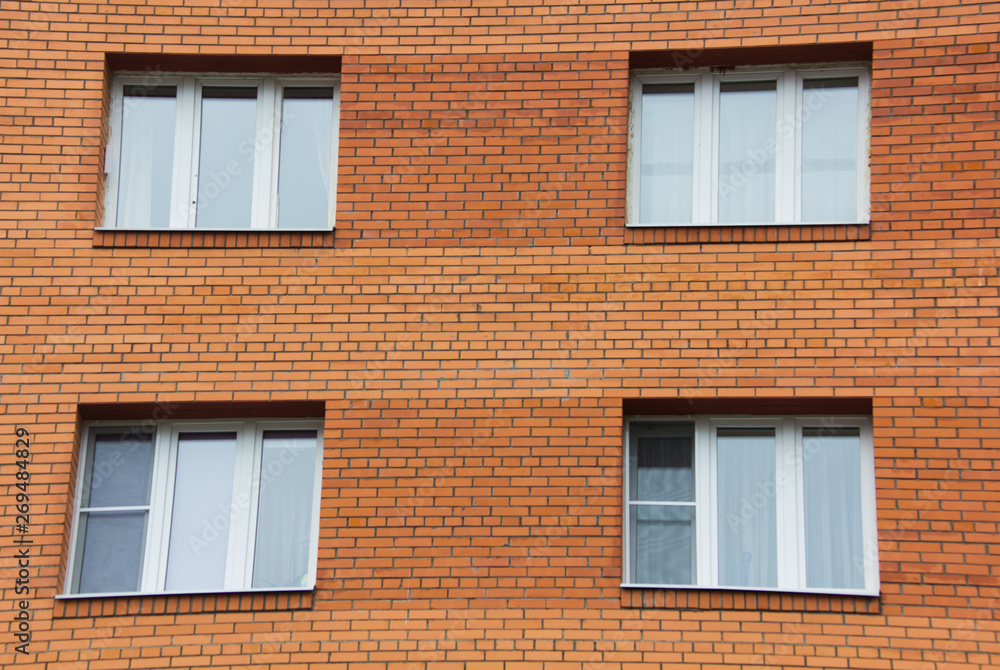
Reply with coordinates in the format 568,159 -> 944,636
64,419 -> 324,596
628,64 -> 871,227
623,415 -> 879,595
102,73 -> 341,230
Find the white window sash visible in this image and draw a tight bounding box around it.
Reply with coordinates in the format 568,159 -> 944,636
272,77 -> 342,230
794,416 -> 878,591
628,65 -> 870,227
102,74 -> 340,231
65,419 -> 324,597
623,415 -> 878,595
709,417 -> 785,590
709,71 -> 784,226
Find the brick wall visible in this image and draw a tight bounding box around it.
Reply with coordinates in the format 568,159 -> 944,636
1,0 -> 999,668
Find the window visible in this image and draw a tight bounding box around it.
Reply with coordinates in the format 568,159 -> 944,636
624,416 -> 878,595
103,75 -> 340,230
67,420 -> 323,595
629,66 -> 870,226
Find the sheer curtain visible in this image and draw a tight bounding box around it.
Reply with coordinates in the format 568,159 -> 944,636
116,87 -> 175,228
195,87 -> 257,229
639,85 -> 695,224
803,426 -> 865,589
718,82 -> 777,224
277,88 -> 335,229
164,432 -> 237,591
251,431 -> 318,589
716,427 -> 778,588
801,78 -> 859,222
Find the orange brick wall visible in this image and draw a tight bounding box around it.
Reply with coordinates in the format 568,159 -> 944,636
2,0 -> 999,668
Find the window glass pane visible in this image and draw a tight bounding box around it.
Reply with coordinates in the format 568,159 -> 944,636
84,431 -> 154,508
116,86 -> 176,228
718,81 -> 777,223
802,426 -> 865,590
801,78 -> 859,222
630,422 -> 694,501
76,511 -> 146,593
165,431 -> 237,591
716,427 -> 778,589
195,87 -> 257,229
639,84 -> 695,224
277,87 -> 334,229
252,430 -> 318,588
630,504 -> 695,585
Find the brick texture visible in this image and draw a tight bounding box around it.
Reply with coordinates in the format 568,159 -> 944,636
2,0 -> 1000,668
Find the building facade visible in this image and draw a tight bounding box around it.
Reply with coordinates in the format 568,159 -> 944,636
2,0 -> 999,667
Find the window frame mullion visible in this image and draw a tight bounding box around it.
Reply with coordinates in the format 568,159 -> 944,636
775,418 -> 801,590
697,416 -> 714,588
251,80 -> 279,229
145,424 -> 176,592
775,71 -> 797,224
693,72 -> 714,225
168,77 -> 198,230
226,423 -> 258,589
706,72 -> 722,226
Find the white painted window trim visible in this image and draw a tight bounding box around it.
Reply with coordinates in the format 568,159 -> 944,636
627,64 -> 871,227
102,73 -> 340,231
623,415 -> 879,596
64,418 -> 324,597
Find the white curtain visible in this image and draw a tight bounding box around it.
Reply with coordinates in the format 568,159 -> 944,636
639,85 -> 695,224
718,82 -> 777,223
252,431 -> 318,588
277,90 -> 334,229
803,427 -> 865,589
801,79 -> 859,222
165,432 -> 237,591
117,91 -> 175,228
195,88 -> 257,229
716,428 -> 778,588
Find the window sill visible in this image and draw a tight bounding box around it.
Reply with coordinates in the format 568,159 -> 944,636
624,222 -> 871,245
621,586 -> 880,613
53,589 -> 314,618
92,228 -> 336,249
